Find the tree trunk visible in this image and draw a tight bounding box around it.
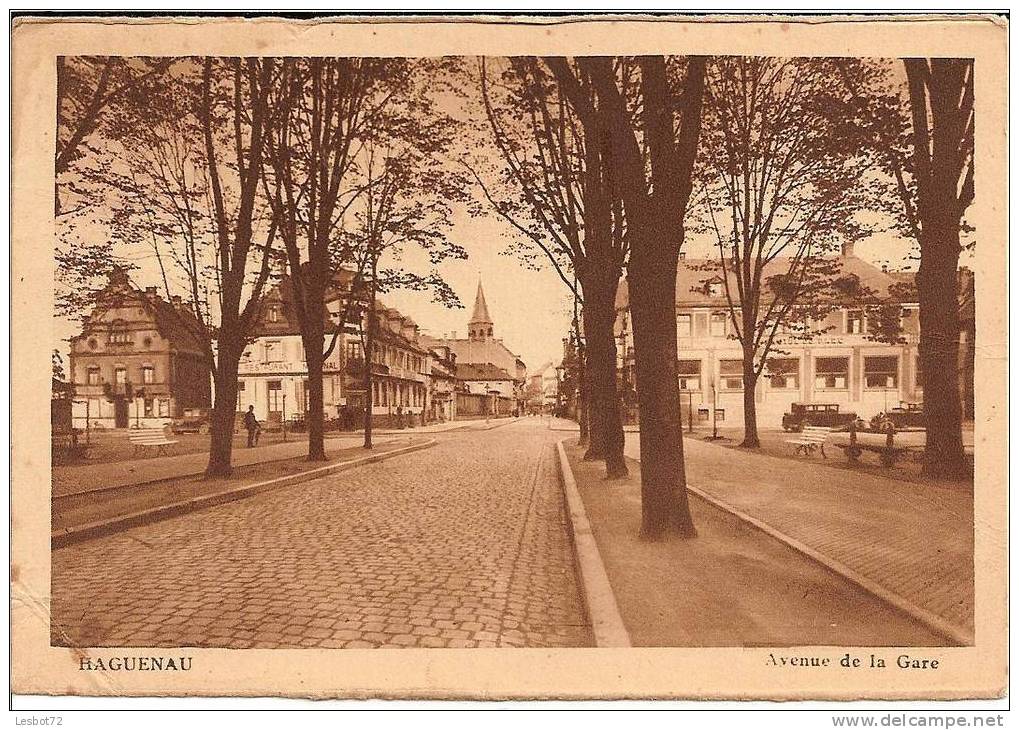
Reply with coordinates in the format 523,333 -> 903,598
304,335 -> 327,462
918,221 -> 967,478
205,351 -> 240,478
363,273 -> 376,451
628,252 -> 695,539
581,305 -> 606,463
741,362 -> 761,448
581,274 -> 628,479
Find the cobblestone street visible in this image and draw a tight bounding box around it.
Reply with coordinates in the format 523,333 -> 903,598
51,420 -> 592,649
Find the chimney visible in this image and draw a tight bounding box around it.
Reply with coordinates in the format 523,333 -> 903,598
841,242 -> 855,258
679,252 -> 686,261
881,264 -> 889,273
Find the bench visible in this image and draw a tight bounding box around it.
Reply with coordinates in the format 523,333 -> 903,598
128,427 -> 179,457
834,442 -> 911,468
786,426 -> 833,458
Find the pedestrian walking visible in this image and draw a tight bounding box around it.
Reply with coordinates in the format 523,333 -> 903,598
244,405 -> 260,448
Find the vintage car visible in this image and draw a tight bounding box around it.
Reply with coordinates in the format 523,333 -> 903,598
170,407 -> 211,434
886,402 -> 925,429
781,402 -> 857,432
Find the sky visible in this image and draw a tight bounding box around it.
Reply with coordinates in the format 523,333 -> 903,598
53,55 -> 964,376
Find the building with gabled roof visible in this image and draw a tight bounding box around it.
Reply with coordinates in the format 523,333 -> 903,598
68,268 -> 212,429
425,280 -> 527,414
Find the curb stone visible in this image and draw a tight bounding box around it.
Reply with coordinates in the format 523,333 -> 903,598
52,439 -> 437,549
686,484 -> 972,646
554,439 -> 632,648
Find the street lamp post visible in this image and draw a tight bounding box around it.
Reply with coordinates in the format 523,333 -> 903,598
282,392 -> 287,443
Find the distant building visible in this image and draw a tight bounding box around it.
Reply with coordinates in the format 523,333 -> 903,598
68,269 -> 211,429
614,248 -> 932,428
239,272 -> 431,429
425,281 -> 527,413
426,345 -> 459,423
454,362 -> 517,417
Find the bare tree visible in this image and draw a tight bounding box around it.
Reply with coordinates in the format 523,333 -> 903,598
95,57 -> 279,477
261,58 -> 386,462
472,56 -> 628,479
696,57 -> 880,447
551,56 -> 707,539
343,91 -> 469,449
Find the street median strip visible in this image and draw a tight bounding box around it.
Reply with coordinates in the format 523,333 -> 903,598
555,439 -> 632,648
685,484 -> 973,647
52,439 -> 437,548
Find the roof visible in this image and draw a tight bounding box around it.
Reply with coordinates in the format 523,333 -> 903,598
614,255 -> 920,310
436,337 -> 525,378
470,281 -> 493,324
79,282 -> 208,355
455,362 -> 514,382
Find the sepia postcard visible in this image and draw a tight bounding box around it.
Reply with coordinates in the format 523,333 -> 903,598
10,13 -> 1008,700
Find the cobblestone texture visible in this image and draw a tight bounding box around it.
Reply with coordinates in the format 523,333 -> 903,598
51,421 -> 591,648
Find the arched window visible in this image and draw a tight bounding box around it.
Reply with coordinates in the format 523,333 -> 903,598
141,364 -> 155,384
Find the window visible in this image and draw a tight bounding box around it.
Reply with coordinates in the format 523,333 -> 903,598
766,358 -> 799,390
87,366 -> 101,385
142,365 -> 155,384
158,398 -> 170,417
346,342 -> 363,360
710,313 -> 727,337
237,380 -> 246,410
264,340 -> 282,363
144,398 -> 154,417
115,367 -> 127,385
677,314 -> 692,338
697,407 -> 710,422
714,408 -> 725,422
847,310 -> 865,334
269,305 -> 280,323
815,356 -> 849,389
267,380 -> 282,411
108,320 -> 131,344
709,281 -> 724,297
864,356 -> 899,389
677,360 -> 701,390
720,359 -> 744,390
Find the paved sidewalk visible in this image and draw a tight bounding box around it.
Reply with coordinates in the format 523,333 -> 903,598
563,444 -> 946,647
53,435 -> 391,497
623,434 -> 974,639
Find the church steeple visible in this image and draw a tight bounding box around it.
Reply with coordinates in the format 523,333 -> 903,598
469,280 -> 494,342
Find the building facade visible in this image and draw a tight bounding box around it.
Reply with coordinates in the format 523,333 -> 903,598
68,269 -> 211,429
235,283 -> 346,426
425,281 -> 528,413
614,252 -> 926,430
240,276 -> 432,429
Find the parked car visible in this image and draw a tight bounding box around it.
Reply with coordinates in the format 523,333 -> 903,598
886,402 -> 925,429
781,402 -> 857,432
170,408 -> 211,434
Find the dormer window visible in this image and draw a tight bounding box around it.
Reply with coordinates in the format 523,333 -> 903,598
108,320 -> 131,344
708,282 -> 723,297
269,305 -> 280,323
